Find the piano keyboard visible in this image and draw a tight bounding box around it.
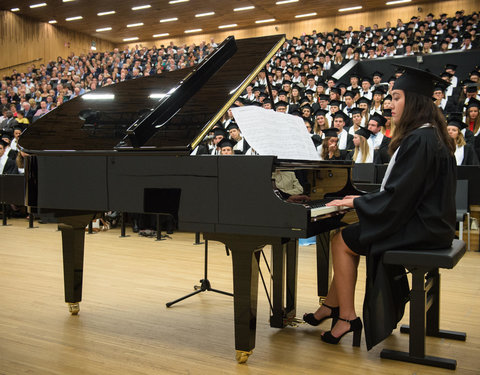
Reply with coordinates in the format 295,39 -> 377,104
306,198 -> 350,218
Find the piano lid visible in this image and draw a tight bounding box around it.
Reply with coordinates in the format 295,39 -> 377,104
19,34 -> 285,154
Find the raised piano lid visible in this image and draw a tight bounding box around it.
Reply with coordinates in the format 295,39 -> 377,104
19,35 -> 286,154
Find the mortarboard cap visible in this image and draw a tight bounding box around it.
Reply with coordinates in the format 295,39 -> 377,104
392,64 -> 445,98
383,108 -> 392,117
333,111 -> 348,121
319,94 -> 330,101
369,113 -> 387,127
330,87 -> 341,95
275,100 -> 288,108
357,97 -> 371,105
323,128 -> 339,137
0,139 -> 8,148
350,108 -> 363,115
466,83 -> 480,93
213,127 -> 228,138
226,122 -> 239,131
446,113 -> 467,130
329,100 -> 341,107
372,87 -> 385,95
344,91 -> 355,98
444,63 -> 457,71
466,98 -> 480,110
372,71 -> 384,78
355,127 -> 373,138
314,109 -> 328,117
218,138 -> 237,149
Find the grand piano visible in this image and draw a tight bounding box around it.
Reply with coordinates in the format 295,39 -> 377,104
19,34 -> 361,363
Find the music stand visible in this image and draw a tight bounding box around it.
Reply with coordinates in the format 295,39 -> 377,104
166,238 -> 232,307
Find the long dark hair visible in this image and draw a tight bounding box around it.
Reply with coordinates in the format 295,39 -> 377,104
389,92 -> 455,155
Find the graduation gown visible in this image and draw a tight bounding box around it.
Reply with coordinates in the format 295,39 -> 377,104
459,144 -> 480,165
353,127 -> 456,350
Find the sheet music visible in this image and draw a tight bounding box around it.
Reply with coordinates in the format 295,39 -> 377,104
230,106 -> 320,160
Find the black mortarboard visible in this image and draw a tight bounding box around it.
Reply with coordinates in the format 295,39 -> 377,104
470,70 -> 480,78
330,87 -> 341,95
275,100 -> 288,108
305,89 -> 315,95
0,139 -> 9,147
466,98 -> 480,110
350,108 -> 363,115
226,122 -> 239,131
372,87 -> 385,95
278,90 -> 287,96
314,109 -> 328,117
283,80 -> 292,85
355,127 -> 373,138
440,71 -> 453,78
218,138 -> 237,149
369,113 -> 387,127
344,91 -> 354,98
357,97 -> 371,105
213,127 -> 228,138
362,77 -> 371,83
333,111 -> 348,121
383,108 -> 392,117
392,64 -> 445,98
466,83 -> 479,93
323,128 -> 339,137
329,100 -> 341,107
383,94 -> 392,101
372,71 -> 384,78
445,63 -> 457,71
446,113 -> 467,130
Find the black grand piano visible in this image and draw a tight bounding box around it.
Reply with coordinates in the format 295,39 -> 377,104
19,34 -> 361,363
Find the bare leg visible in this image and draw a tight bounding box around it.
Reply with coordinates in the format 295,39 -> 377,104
321,230 -> 360,337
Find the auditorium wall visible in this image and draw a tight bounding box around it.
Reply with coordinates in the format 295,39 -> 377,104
0,11 -> 114,78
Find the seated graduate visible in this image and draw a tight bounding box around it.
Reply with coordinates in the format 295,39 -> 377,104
319,128 -> 343,160
303,65 -> 456,351
348,108 -> 364,136
332,111 -> 354,151
446,113 -> 479,165
0,139 -> 18,174
217,138 -> 237,155
346,127 -> 374,163
367,113 -> 390,164
226,122 -> 249,154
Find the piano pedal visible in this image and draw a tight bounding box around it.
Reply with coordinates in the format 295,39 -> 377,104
283,316 -> 304,327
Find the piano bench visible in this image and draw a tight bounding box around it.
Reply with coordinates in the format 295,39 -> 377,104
380,239 -> 467,370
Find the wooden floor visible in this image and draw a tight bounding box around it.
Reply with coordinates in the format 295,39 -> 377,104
1,219 -> 479,375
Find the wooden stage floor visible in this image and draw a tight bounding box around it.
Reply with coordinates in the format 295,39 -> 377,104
0,219 -> 479,374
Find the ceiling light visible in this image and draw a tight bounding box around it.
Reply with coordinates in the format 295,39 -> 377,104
48,20 -> 57,23
255,18 -> 275,23
295,12 -> 317,18
63,0 -> 75,2
30,3 -> 47,8
219,24 -> 237,29
196,12 -> 214,17
160,17 -> 178,22
96,27 -> 112,32
149,94 -> 167,99
132,5 -> 151,10
386,0 -> 411,4
123,37 -> 139,41
97,11 -> 115,16
339,6 -> 362,12
11,8 -> 20,11
127,23 -> 144,27
66,16 -> 83,21
169,0 -> 188,3
153,33 -> 169,37
234,6 -> 255,11
185,28 -> 202,33
276,0 -> 298,4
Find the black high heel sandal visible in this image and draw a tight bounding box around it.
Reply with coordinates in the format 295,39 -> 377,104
321,316 -> 363,347
303,303 -> 339,327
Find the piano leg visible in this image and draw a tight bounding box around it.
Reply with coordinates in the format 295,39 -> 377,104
204,233 -> 270,363
316,232 -> 332,301
58,215 -> 93,315
270,238 -> 298,328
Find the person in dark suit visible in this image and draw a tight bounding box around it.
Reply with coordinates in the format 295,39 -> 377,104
0,140 -> 18,174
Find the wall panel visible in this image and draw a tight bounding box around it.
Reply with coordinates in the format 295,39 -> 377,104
0,11 -> 114,78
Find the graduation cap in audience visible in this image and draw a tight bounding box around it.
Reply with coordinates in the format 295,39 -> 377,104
304,117 -> 314,126
392,64 -> 445,98
275,100 -> 288,109
314,109 -> 328,117
350,108 -> 363,116
444,64 -> 458,71
283,80 -> 292,86
333,111 -> 348,121
226,122 -> 240,132
318,94 -> 330,101
446,113 -> 467,130
323,128 -> 340,138
329,100 -> 342,108
304,89 -> 315,96
465,98 -> 480,110
355,127 -> 373,139
372,87 -> 385,95
330,87 -> 341,95
357,97 -> 371,106
361,77 -> 372,84
469,70 -> 480,79
0,139 -> 8,148
369,113 -> 387,127
372,71 -> 384,78
217,138 -> 237,150
466,83 -> 480,94
383,94 -> 392,101
344,91 -> 355,98
383,108 -> 392,117
213,127 -> 228,138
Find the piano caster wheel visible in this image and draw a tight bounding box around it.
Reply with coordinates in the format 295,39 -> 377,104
235,350 -> 253,364
68,302 -> 80,315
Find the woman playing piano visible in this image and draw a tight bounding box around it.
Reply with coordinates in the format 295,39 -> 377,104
303,65 -> 457,350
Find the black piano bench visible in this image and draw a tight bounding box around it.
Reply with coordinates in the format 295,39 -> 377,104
380,239 -> 467,370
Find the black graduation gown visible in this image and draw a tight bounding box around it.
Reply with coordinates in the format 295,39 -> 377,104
461,144 -> 480,165
464,129 -> 475,146
475,135 -> 480,161
2,158 -> 18,174
353,127 -> 456,350
373,136 -> 391,164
